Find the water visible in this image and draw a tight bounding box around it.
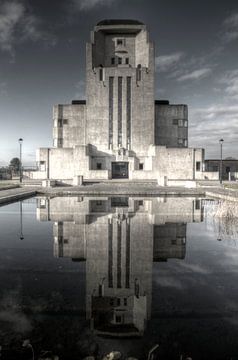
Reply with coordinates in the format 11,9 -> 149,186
0,196 -> 238,359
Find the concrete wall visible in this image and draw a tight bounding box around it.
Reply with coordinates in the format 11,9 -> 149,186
53,104 -> 86,148
155,104 -> 188,147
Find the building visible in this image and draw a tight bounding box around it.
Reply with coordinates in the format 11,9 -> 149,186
34,19 -> 213,186
205,159 -> 238,181
37,195 -> 203,337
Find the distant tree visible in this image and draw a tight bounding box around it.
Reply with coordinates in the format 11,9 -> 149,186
9,157 -> 21,172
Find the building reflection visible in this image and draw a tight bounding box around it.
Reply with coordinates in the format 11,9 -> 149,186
37,196 -> 203,337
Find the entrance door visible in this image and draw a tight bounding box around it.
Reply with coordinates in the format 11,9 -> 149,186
112,162 -> 129,179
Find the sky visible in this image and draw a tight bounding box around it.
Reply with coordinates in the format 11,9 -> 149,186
0,0 -> 238,165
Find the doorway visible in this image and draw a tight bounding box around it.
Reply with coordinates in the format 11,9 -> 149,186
111,162 -> 129,179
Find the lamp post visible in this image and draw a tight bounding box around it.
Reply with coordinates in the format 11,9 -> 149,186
219,139 -> 224,185
18,138 -> 23,183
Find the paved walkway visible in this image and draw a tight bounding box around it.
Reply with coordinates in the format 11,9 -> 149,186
0,187 -> 37,205
1,183 -> 238,205
37,183 -> 206,197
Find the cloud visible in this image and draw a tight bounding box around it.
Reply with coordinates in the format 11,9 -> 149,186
177,68 -> 212,82
219,70 -> 238,100
189,105 -> 238,157
0,1 -> 56,57
72,0 -> 116,11
155,52 -> 184,72
222,12 -> 238,43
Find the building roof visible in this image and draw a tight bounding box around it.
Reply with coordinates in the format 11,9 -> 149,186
97,19 -> 144,26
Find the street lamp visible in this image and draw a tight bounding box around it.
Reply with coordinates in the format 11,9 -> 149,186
18,138 -> 23,183
219,138 -> 224,185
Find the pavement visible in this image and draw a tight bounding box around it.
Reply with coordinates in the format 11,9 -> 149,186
1,182 -> 238,205
0,186 -> 37,205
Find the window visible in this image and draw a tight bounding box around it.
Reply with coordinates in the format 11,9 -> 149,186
184,120 -> 188,127
178,119 -> 184,127
110,298 -> 114,306
111,57 -> 115,65
138,200 -> 143,206
118,57 -> 122,65
173,119 -> 178,125
58,119 -> 63,127
196,161 -> 201,171
96,200 -> 102,206
97,163 -> 102,170
116,315 -> 122,323
124,298 -> 127,306
195,199 -> 200,210
171,239 -> 177,245
139,163 -> 144,170
125,57 -> 129,64
184,139 -> 188,147
117,298 -> 120,306
63,119 -> 68,125
99,68 -> 103,81
64,239 -> 69,244
117,39 -> 124,46
178,138 -> 183,145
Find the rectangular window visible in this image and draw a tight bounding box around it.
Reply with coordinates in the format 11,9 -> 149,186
108,220 -> 113,288
138,200 -> 143,206
118,77 -> 122,146
124,298 -> 127,306
118,57 -> 122,65
195,199 -> 201,210
125,57 -> 129,64
178,138 -> 183,145
111,57 -> 115,65
116,315 -> 122,323
184,139 -> 188,147
184,120 -> 188,127
99,68 -> 104,81
63,119 -> 68,125
58,138 -> 63,147
126,77 -> 131,147
58,119 -> 63,127
117,39 -> 124,46
171,239 -> 177,245
109,77 -> 114,147
117,222 -> 122,289
139,163 -> 144,170
63,239 -> 69,244
178,119 -> 184,127
97,163 -> 102,170
196,161 -> 201,171
173,119 -> 178,125
117,298 -> 120,306
125,220 -> 130,289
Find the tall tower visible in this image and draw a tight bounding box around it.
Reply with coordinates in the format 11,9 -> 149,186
86,19 -> 155,155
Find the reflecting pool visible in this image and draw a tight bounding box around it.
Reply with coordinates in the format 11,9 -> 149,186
1,196 -> 238,359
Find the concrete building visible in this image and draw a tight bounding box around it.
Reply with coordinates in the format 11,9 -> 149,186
34,19 -> 212,186
205,159 -> 238,181
37,195 -> 203,336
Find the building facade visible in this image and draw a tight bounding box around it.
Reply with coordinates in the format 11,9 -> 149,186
34,19 -> 211,185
